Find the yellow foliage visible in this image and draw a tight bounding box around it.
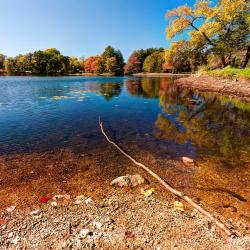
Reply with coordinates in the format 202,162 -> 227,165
194,0 -> 213,17
166,0 -> 249,43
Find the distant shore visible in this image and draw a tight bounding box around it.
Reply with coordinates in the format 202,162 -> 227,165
0,72 -> 191,77
175,74 -> 250,102
133,72 -> 191,77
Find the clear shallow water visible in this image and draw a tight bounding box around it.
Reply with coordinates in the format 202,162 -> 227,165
0,76 -> 249,167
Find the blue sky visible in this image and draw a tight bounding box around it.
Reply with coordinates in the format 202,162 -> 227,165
0,0 -> 195,59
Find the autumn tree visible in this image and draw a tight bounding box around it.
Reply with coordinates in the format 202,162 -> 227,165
92,56 -> 105,74
0,54 -> 6,72
44,48 -> 69,74
79,57 -> 85,72
84,56 -> 97,73
4,57 -> 20,74
84,56 -> 104,74
3,49 -> 70,75
106,57 -> 119,74
143,51 -> 165,73
124,48 -> 164,74
69,57 -> 82,73
124,52 -> 141,74
102,46 -> 124,75
165,40 -> 206,72
166,0 -> 250,68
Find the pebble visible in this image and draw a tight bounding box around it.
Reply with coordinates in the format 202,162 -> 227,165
105,217 -> 114,225
30,209 -> 42,217
85,198 -> 94,205
6,206 -> 16,213
182,157 -> 196,166
111,175 -> 145,187
8,232 -> 14,238
75,195 -> 86,205
12,236 -> 20,244
51,201 -> 58,207
53,194 -> 65,200
93,221 -> 102,229
79,229 -> 91,239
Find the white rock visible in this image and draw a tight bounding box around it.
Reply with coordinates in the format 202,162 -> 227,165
79,229 -> 90,239
182,157 -> 196,166
8,232 -> 14,238
111,174 -> 145,187
12,236 -> 20,244
53,194 -> 64,200
93,221 -> 102,229
6,206 -> 16,213
51,201 -> 58,207
74,195 -> 86,205
30,209 -> 41,217
85,198 -> 94,205
75,195 -> 85,200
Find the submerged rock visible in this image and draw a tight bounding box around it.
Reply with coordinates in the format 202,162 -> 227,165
111,174 -> 145,187
182,157 -> 196,167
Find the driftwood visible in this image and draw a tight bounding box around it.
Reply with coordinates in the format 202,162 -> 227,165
99,118 -> 235,239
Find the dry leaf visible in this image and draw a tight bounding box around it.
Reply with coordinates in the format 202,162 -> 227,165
141,188 -> 155,197
174,201 -> 185,211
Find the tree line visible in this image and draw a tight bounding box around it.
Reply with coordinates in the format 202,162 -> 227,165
0,46 -> 125,76
0,46 -> 167,76
0,0 -> 249,76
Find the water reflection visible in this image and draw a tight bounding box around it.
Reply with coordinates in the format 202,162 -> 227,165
100,82 -> 122,101
125,77 -> 250,168
0,76 -> 249,169
126,78 -> 160,98
0,77 -> 124,110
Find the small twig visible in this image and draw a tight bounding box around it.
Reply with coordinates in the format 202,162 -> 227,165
99,118 -> 236,239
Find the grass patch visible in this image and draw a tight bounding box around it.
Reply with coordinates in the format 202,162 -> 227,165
208,66 -> 250,79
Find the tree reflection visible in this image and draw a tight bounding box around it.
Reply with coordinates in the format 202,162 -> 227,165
156,83 -> 250,167
100,82 -> 123,101
125,78 -> 165,98
125,77 -> 250,168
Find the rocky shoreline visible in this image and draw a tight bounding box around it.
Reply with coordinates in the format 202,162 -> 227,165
1,146 -> 250,249
174,75 -> 250,102
1,185 -> 250,250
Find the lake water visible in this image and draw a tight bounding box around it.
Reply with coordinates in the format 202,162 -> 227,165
0,76 -> 250,224
0,76 -> 249,162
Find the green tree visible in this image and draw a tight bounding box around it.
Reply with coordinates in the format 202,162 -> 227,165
4,57 -> 18,74
44,48 -> 69,74
125,48 -> 164,73
102,46 -> 124,75
31,50 -> 47,74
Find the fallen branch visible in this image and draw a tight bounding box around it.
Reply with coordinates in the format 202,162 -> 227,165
99,118 -> 235,239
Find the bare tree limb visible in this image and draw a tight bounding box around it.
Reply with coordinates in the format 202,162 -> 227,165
99,118 -> 236,239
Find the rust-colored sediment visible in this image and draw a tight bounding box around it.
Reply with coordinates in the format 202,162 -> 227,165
1,144 -> 250,233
